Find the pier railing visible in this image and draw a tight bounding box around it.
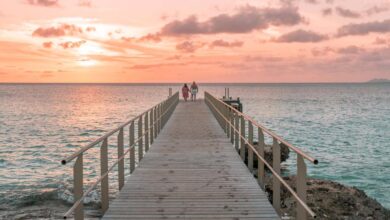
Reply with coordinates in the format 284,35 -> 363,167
205,91 -> 318,220
61,91 -> 179,219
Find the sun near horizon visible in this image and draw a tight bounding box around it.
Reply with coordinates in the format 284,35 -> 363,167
0,0 -> 389,83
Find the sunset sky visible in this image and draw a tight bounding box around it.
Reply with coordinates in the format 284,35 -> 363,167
0,0 -> 389,82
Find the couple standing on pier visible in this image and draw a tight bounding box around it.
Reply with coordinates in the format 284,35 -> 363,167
182,81 -> 198,102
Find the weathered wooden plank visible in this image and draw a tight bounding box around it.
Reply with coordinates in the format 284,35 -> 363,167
102,101 -> 279,220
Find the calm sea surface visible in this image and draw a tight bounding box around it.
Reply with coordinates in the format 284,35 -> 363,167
0,83 -> 389,212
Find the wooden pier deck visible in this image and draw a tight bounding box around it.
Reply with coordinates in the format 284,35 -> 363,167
102,100 -> 279,219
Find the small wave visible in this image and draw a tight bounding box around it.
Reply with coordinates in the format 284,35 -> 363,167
0,159 -> 7,167
30,145 -> 46,149
10,190 -> 59,208
79,129 -> 106,137
80,132 -> 91,136
57,182 -> 101,207
64,143 -> 78,148
85,129 -> 105,133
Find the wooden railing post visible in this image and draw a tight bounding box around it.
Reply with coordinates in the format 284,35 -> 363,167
117,128 -> 124,190
138,116 -> 143,161
216,102 -> 222,127
145,113 -> 149,152
219,102 -> 223,131
74,154 -> 84,220
155,106 -> 158,136
248,121 -> 253,173
234,113 -> 239,152
154,107 -> 157,139
161,102 -> 165,127
100,138 -> 109,213
158,104 -> 161,134
158,104 -> 161,131
225,106 -> 229,137
150,110 -> 154,144
129,121 -> 135,173
272,137 -> 281,214
240,115 -> 245,160
230,110 -> 234,144
257,128 -> 265,189
297,155 -> 307,220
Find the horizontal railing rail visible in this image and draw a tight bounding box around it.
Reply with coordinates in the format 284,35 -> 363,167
61,91 -> 179,220
205,91 -> 318,220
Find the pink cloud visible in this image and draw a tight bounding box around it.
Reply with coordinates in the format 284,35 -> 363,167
311,47 -> 334,56
275,29 -> 328,42
366,4 -> 390,16
161,6 -> 305,35
209,39 -> 243,48
305,0 -> 319,4
337,45 -> 365,54
176,41 -> 205,53
322,8 -> 332,16
373,37 -> 388,44
337,19 -> 390,37
335,7 -> 361,18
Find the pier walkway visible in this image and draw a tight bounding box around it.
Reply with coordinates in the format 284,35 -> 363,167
62,91 -> 318,220
102,101 -> 279,219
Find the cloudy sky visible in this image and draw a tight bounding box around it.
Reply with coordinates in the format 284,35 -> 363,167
0,0 -> 389,82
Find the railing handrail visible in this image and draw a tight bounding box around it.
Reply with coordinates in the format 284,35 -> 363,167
205,91 -> 318,164
62,92 -> 179,218
61,96 -> 176,165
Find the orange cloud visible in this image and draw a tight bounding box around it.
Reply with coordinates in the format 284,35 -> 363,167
86,26 -> 96,32
42,41 -> 53,48
40,71 -> 53,78
26,0 -> 59,7
58,40 -> 86,49
121,33 -> 162,43
78,0 -> 92,8
32,24 -> 83,38
138,33 -> 162,42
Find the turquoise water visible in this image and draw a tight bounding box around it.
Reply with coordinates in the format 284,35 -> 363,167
0,83 -> 389,213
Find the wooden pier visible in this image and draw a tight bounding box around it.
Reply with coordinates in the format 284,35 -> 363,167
102,100 -> 279,219
61,91 -> 318,220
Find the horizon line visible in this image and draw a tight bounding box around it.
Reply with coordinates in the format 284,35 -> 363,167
0,81 -> 388,84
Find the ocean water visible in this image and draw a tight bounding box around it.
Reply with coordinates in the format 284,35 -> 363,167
0,83 -> 389,216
